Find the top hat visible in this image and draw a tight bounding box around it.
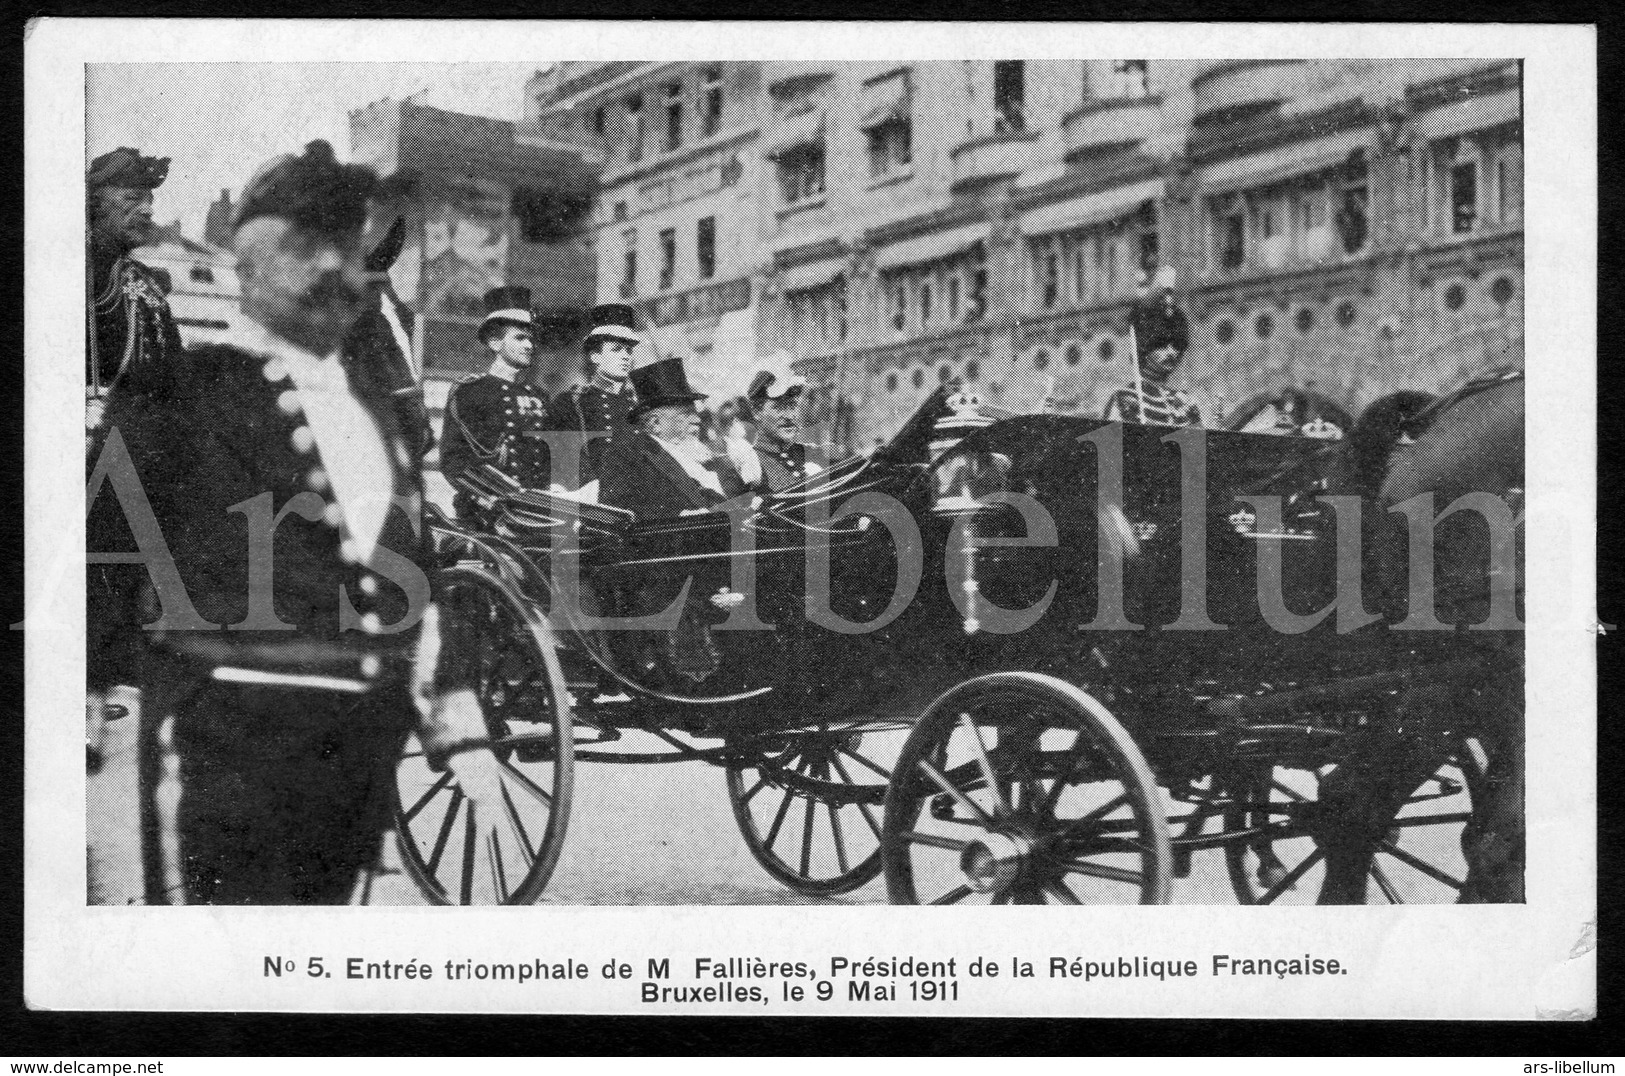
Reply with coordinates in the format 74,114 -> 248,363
480,286 -> 535,339
87,147 -> 171,192
746,350 -> 807,404
232,140 -> 379,240
584,303 -> 644,346
629,356 -> 707,422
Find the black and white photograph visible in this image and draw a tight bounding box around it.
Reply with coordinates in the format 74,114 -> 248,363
27,20 -> 1594,1019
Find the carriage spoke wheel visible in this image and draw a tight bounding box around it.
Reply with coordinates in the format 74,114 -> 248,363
882,673 -> 1171,906
1222,741 -> 1486,906
726,722 -> 909,896
394,565 -> 574,905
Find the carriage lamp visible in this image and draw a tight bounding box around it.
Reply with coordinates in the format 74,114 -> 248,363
958,832 -> 1031,894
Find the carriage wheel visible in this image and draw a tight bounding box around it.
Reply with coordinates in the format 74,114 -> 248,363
394,564 -> 574,905
882,673 -> 1171,905
1221,741 -> 1487,905
725,722 -> 909,896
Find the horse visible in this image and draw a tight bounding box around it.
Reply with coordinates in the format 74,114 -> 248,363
1314,370 -> 1525,903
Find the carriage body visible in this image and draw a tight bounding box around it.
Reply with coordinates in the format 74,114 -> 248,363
397,396 -> 1516,906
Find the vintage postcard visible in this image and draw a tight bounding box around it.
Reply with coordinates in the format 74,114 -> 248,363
25,19 -> 1594,1018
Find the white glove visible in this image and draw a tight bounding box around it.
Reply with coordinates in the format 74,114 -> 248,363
724,434 -> 762,486
446,745 -> 507,816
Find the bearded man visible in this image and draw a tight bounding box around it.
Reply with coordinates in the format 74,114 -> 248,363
86,140 -> 498,904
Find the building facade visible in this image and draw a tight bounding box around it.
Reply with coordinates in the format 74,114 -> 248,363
526,62 -> 766,399
534,59 -> 1522,450
349,98 -> 600,423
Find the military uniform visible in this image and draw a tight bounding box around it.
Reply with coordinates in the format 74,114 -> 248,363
87,141 -> 481,905
545,381 -> 636,486
752,436 -> 829,491
89,257 -> 182,401
441,373 -> 555,491
1103,282 -> 1203,429
1103,383 -> 1203,428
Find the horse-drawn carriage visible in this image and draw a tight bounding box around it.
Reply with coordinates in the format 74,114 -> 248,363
394,376 -> 1523,907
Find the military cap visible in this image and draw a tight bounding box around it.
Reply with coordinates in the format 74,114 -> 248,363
479,286 -> 534,340
746,350 -> 806,405
584,303 -> 644,346
87,147 -> 170,191
232,140 -> 379,240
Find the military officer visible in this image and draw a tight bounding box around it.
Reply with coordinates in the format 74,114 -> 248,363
86,146 -> 183,426
738,352 -> 836,492
1102,267 -> 1203,429
439,287 -> 553,513
545,303 -> 642,488
86,140 -> 497,904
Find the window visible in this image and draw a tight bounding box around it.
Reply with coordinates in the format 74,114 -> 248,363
658,228 -> 676,290
696,217 -> 716,280
624,93 -> 645,163
189,265 -> 214,284
701,65 -> 724,137
592,106 -> 607,136
968,265 -> 988,321
1108,60 -> 1150,99
947,274 -> 961,322
1216,195 -> 1247,270
867,117 -> 912,179
777,142 -> 826,205
993,61 -> 1026,133
920,281 -> 933,326
891,281 -> 908,332
663,82 -> 684,152
620,230 -> 638,298
1495,142 -> 1522,225
1104,239 -> 1118,297
1336,152 -> 1370,255
1138,229 -> 1159,278
1040,242 -> 1060,308
1450,143 -> 1479,234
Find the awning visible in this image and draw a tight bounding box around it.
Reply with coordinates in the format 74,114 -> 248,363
859,72 -> 910,129
1201,127 -> 1372,194
779,258 -> 846,292
1413,88 -> 1520,142
1021,177 -> 1164,237
874,221 -> 990,270
766,108 -> 825,157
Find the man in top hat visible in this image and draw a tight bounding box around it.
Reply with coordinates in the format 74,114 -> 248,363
737,351 -> 839,493
439,286 -> 553,516
86,140 -> 497,904
599,356 -> 752,518
544,303 -> 642,488
1102,266 -> 1203,428
86,146 -> 182,426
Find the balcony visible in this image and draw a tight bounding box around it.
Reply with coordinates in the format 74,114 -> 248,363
1191,60 -> 1308,126
950,127 -> 1040,192
1062,95 -> 1163,161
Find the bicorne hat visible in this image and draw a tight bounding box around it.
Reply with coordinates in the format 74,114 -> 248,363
480,286 -> 535,340
584,303 -> 644,347
746,350 -> 807,405
87,147 -> 171,192
232,140 -> 379,241
629,356 -> 707,422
